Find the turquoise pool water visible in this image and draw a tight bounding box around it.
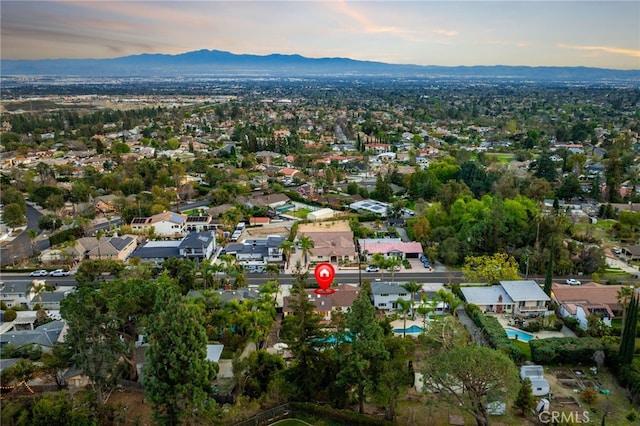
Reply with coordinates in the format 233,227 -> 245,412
393,325 -> 423,334
505,327 -> 535,342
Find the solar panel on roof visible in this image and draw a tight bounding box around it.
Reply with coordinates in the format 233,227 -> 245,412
187,216 -> 210,222
131,218 -> 147,224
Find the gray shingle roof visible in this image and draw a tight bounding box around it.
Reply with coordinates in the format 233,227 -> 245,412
500,280 -> 550,302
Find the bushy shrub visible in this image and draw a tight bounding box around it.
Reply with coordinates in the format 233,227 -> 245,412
530,337 -> 603,365
626,409 -> 638,422
291,402 -> 392,425
3,309 -> 17,322
466,309 -> 523,362
580,387 -> 598,404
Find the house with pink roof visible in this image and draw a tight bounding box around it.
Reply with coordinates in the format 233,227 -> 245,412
358,238 -> 424,261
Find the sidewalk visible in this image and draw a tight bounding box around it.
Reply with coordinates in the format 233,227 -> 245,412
605,255 -> 640,277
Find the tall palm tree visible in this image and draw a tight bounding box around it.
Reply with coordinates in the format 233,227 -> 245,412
401,281 -> 422,320
28,279 -> 52,323
27,229 -> 38,257
436,289 -> 463,318
298,235 -> 315,268
372,253 -> 388,280
396,298 -> 412,338
388,255 -> 401,282
280,240 -> 294,270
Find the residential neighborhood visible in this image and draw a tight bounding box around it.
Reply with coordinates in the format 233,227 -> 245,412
1,76 -> 640,425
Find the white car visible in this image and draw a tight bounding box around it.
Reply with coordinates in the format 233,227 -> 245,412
30,269 -> 48,277
566,278 -> 581,286
49,269 -> 70,277
365,265 -> 379,272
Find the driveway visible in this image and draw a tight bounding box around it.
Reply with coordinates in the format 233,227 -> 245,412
1,204 -> 45,266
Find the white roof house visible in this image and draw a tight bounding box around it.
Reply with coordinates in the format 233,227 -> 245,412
461,280 -> 550,316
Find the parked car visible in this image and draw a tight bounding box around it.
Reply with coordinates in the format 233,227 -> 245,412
423,261 -> 431,268
387,265 -> 401,272
49,269 -> 70,277
566,278 -> 581,286
612,247 -> 622,255
365,265 -> 379,272
30,269 -> 48,277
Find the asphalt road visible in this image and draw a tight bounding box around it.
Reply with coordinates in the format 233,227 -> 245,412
0,204 -> 47,267
0,270 -> 473,288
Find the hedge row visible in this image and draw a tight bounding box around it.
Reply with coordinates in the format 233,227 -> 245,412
529,337 -> 603,365
466,304 -> 524,362
49,227 -> 85,246
291,402 -> 393,425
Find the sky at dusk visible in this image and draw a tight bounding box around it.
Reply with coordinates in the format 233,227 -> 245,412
2,1 -> 639,70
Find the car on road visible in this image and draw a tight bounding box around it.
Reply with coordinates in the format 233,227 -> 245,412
365,265 -> 379,272
49,269 -> 70,277
566,278 -> 581,286
30,269 -> 48,277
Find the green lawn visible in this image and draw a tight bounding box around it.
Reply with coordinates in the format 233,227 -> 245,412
512,340 -> 531,360
270,420 -> 314,426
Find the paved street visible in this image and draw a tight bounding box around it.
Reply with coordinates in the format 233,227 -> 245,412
0,204 -> 46,267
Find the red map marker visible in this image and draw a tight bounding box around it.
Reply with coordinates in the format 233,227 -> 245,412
314,263 -> 335,295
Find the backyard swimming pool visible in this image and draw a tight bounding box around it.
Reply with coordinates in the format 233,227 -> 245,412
393,325 -> 424,334
505,327 -> 535,342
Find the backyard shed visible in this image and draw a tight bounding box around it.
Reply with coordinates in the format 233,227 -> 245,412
307,208 -> 335,221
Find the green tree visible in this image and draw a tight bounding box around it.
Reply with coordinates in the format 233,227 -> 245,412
280,240 -> 294,270
396,298 -> 412,338
40,343 -> 71,390
298,235 -> 315,268
461,253 -> 521,284
422,344 -> 519,426
338,289 -> 389,414
514,377 -> 535,416
544,240 -> 555,296
61,285 -> 124,405
373,336 -> 415,421
144,284 -> 218,426
2,203 -> 26,228
280,267 -> 327,401
401,281 -> 422,320
619,292 -> 638,366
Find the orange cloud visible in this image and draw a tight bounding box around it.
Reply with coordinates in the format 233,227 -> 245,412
432,29 -> 458,37
558,43 -> 640,58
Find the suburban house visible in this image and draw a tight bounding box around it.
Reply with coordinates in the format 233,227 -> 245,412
621,245 -> 640,262
551,282 -> 625,329
222,235 -> 286,269
178,231 -> 217,261
283,284 -> 360,323
370,281 -> 447,314
296,220 -> 357,266
185,215 -> 220,232
130,211 -> 188,237
92,194 -> 118,214
460,280 -> 550,317
131,231 -> 216,263
0,320 -> 66,353
73,235 -> 138,261
358,238 -> 424,260
349,199 -> 390,218
240,193 -> 291,210
1,282 -> 37,309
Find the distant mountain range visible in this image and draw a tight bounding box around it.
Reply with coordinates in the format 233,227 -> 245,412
2,49 -> 639,81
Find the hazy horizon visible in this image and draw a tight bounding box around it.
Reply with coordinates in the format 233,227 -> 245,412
2,1 -> 639,70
